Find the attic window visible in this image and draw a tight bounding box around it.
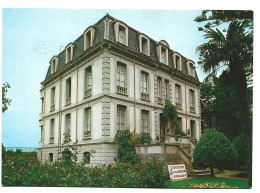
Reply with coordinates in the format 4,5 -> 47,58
50,57 -> 59,74
84,26 -> 95,51
114,21 -> 128,46
157,44 -> 168,65
65,44 -> 74,64
139,34 -> 150,56
175,55 -> 181,71
161,47 -> 167,64
188,62 -> 195,77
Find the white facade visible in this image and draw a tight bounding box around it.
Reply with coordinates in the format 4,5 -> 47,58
38,14 -> 201,165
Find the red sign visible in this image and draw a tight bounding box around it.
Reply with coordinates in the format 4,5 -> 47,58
168,164 -> 187,180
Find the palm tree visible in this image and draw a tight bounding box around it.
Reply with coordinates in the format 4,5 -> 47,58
196,20 -> 253,133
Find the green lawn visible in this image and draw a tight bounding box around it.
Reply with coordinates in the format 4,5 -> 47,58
166,177 -> 249,189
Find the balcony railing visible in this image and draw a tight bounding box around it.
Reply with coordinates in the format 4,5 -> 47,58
65,97 -> 71,106
84,131 -> 91,138
157,97 -> 163,104
176,102 -> 182,109
141,92 -> 149,100
117,86 -> 127,95
50,104 -> 55,112
190,107 -> 195,113
85,89 -> 92,98
49,137 -> 54,144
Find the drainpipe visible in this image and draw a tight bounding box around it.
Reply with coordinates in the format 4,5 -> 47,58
75,64 -> 79,156
58,75 -> 62,159
185,79 -> 187,134
134,59 -> 136,132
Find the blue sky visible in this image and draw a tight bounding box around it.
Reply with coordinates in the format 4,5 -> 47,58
2,9 -> 209,147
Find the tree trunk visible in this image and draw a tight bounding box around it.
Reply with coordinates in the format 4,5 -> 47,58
210,166 -> 215,177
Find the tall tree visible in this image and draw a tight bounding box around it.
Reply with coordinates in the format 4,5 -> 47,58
195,10 -> 253,187
196,12 -> 253,133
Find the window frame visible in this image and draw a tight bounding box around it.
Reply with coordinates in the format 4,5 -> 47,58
117,105 -> 126,131
165,79 -> 170,100
141,71 -> 149,100
139,34 -> 150,56
84,107 -> 91,138
84,66 -> 92,97
66,77 -> 72,105
141,110 -> 150,134
83,26 -> 95,51
50,118 -> 55,143
116,62 -> 127,95
173,53 -> 182,71
50,87 -> 56,111
189,89 -> 195,113
175,84 -> 182,108
65,43 -> 74,64
114,21 -> 129,46
65,113 -> 71,135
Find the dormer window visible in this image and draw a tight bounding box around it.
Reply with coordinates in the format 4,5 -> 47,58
65,44 -> 74,64
114,21 -> 128,46
173,53 -> 182,71
156,43 -> 169,65
161,47 -> 167,64
188,61 -> 195,77
84,26 -> 95,51
50,56 -> 59,74
139,34 -> 150,56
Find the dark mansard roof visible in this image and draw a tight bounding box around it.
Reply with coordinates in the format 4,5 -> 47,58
45,14 -> 199,82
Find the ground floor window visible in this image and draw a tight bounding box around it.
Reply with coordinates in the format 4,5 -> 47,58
83,152 -> 91,164
49,153 -> 53,162
190,120 -> 196,138
141,110 -> 149,134
117,105 -> 126,131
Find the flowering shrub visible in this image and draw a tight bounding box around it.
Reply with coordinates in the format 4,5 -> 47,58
189,182 -> 238,188
2,157 -> 168,187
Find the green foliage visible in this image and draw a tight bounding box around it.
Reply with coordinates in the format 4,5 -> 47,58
139,132 -> 152,144
114,130 -> 140,164
59,133 -> 81,165
2,158 -> 168,187
162,100 -> 180,135
2,82 -> 12,113
2,143 -> 7,159
232,133 -> 248,169
193,129 -> 237,176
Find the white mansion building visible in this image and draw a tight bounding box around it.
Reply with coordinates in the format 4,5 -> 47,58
38,14 -> 201,168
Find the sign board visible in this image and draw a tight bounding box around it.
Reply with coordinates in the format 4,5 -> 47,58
168,164 -> 187,180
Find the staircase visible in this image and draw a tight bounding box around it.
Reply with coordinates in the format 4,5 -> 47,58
190,163 -> 211,177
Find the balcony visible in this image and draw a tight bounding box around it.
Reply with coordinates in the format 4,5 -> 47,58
176,102 -> 182,109
50,104 -> 55,112
117,86 -> 127,95
85,89 -> 92,98
141,92 -> 149,101
84,131 -> 91,138
65,97 -> 71,106
157,97 -> 163,104
49,137 -> 54,144
190,107 -> 195,113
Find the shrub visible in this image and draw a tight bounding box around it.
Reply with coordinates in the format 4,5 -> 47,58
114,130 -> 140,164
2,143 -> 6,159
2,158 -> 167,188
139,133 -> 152,144
232,133 -> 248,169
193,129 -> 237,176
